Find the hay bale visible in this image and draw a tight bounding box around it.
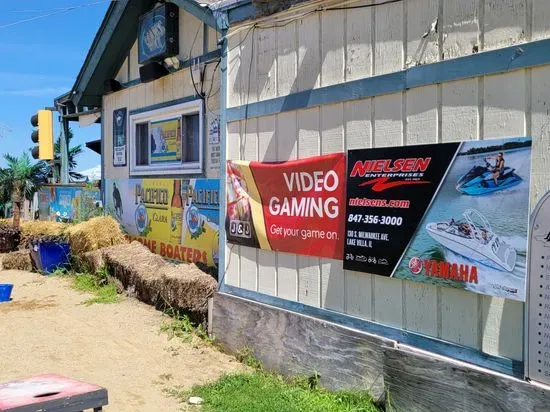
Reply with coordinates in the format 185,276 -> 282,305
65,216 -> 127,255
1,250 -> 32,271
19,221 -> 67,248
80,249 -> 105,274
101,242 -> 217,318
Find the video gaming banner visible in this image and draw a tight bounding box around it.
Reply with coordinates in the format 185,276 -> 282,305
226,153 -> 346,260
344,137 -> 532,302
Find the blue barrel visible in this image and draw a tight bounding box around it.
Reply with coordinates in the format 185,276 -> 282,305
0,284 -> 13,302
30,241 -> 71,274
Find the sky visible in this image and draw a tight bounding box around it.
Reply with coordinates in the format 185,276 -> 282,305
0,1 -> 112,171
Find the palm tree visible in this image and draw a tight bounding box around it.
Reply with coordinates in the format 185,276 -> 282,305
0,153 -> 47,227
55,128 -> 83,171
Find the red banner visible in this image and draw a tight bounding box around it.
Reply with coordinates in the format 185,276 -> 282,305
226,153 -> 346,259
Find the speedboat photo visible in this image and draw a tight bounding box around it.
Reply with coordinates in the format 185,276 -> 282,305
426,209 -> 517,272
456,159 -> 522,195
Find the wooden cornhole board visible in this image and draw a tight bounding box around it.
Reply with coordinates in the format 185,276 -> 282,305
0,374 -> 108,412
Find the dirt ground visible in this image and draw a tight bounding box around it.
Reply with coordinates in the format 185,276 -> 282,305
0,269 -> 245,411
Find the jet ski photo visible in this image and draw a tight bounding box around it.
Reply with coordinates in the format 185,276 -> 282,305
456,158 -> 522,195
426,209 -> 516,272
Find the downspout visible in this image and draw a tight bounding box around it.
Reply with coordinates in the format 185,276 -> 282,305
101,102 -> 105,212
217,20 -> 229,289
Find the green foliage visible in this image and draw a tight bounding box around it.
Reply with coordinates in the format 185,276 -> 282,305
168,372 -> 379,412
73,191 -> 103,223
0,153 -> 47,202
55,265 -> 120,306
54,128 -> 83,171
0,153 -> 47,227
459,139 -> 531,156
160,308 -> 211,345
236,347 -> 263,371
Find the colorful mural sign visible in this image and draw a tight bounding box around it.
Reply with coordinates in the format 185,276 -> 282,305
226,153 -> 346,260
344,137 -> 532,301
105,178 -> 220,267
150,117 -> 181,164
113,108 -> 127,167
38,186 -> 101,222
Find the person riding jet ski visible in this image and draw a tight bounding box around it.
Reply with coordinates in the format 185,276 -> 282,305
485,152 -> 505,187
456,152 -> 522,195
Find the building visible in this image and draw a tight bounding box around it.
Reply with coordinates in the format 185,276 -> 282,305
62,0 -> 550,409
57,0 -> 224,265
214,0 -> 550,410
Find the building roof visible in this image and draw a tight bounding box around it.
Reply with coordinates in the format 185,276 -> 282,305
57,0 -> 310,110
61,0 -> 220,108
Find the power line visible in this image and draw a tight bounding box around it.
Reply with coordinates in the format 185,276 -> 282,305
325,0 -> 403,11
0,1 -> 114,30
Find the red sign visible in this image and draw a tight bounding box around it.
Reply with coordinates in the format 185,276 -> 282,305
226,153 -> 346,260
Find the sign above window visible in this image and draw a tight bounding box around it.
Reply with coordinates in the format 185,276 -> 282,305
138,3 -> 179,65
129,100 -> 204,176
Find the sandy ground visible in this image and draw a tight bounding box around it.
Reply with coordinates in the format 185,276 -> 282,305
0,269 -> 245,411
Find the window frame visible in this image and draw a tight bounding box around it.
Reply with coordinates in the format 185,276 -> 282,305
128,100 -> 204,176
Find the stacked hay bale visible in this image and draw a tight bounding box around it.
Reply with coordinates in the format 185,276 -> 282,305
1,250 -> 32,271
19,221 -> 67,248
65,216 -> 127,256
101,242 -> 217,320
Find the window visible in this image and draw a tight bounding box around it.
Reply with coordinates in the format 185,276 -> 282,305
129,100 -> 203,175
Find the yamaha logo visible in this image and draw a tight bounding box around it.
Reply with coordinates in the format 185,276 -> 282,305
409,256 -> 423,274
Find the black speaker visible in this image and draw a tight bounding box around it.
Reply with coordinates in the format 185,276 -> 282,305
104,79 -> 122,94
139,62 -> 169,83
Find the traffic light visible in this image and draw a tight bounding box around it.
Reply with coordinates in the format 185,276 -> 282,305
30,110 -> 54,160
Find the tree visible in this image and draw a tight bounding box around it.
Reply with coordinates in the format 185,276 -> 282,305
54,128 -> 83,171
0,153 -> 47,227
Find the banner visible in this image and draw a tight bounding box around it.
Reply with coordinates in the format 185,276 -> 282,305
105,178 -> 219,267
113,108 -> 127,167
150,117 -> 181,164
226,153 -> 346,260
344,137 -> 532,301
39,186 -> 101,222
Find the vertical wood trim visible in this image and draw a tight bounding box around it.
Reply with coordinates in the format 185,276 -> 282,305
438,0 -> 444,60
477,77 -> 484,139
478,0 -> 485,51
525,68 -> 533,137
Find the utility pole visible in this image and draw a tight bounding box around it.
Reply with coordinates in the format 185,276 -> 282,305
58,111 -> 70,185
49,105 -> 69,185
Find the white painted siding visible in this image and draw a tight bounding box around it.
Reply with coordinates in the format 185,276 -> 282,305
224,0 -> 550,361
103,66 -> 219,181
103,8 -> 221,182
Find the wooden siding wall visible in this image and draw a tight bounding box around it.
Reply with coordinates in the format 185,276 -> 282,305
224,0 -> 550,361
104,9 -> 220,181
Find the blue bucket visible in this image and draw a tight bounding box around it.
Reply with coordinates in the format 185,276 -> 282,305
30,241 -> 71,274
0,284 -> 13,302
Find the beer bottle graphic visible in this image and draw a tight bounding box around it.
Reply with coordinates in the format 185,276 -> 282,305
170,180 -> 183,245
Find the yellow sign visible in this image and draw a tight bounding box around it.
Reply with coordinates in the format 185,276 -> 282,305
150,117 -> 181,164
107,178 -> 220,267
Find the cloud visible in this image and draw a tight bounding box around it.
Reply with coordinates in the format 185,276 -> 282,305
0,86 -> 70,97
